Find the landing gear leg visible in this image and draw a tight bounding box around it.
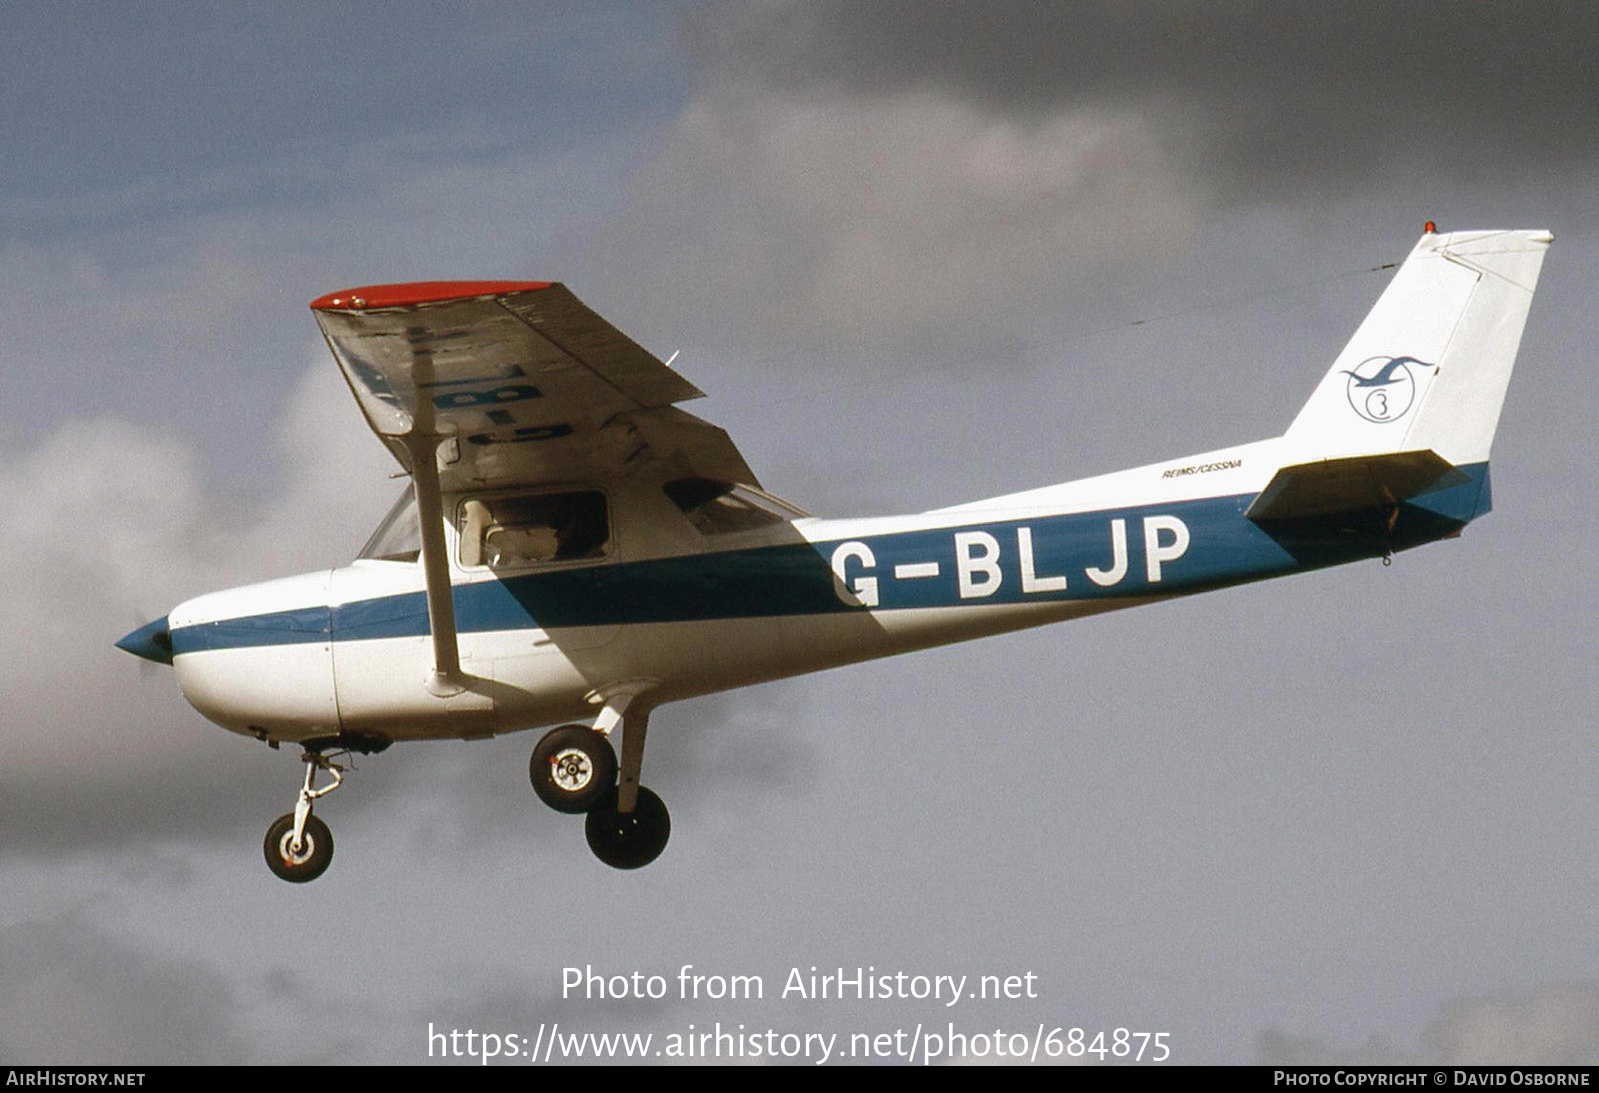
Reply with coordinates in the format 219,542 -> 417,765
616,706 -> 648,814
585,707 -> 671,869
263,750 -> 344,883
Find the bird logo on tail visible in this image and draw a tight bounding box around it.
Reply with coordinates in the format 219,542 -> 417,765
1344,355 -> 1425,423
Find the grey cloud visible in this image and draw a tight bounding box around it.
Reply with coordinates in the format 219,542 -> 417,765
686,1 -> 1599,197
1,761 -> 265,863
645,689 -> 823,809
0,919 -> 248,1064
592,2 -> 1599,359
0,744 -> 431,864
1257,1027 -> 1415,1066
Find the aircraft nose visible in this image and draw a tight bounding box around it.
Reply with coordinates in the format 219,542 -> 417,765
115,616 -> 174,665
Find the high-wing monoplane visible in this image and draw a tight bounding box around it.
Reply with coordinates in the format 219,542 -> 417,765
116,228 -> 1552,881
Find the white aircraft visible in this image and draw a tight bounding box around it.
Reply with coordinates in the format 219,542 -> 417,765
117,227 -> 1551,882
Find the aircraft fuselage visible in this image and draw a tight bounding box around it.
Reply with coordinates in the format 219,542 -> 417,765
161,438 -> 1489,748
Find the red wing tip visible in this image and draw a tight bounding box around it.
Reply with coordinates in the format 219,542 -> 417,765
310,280 -> 551,311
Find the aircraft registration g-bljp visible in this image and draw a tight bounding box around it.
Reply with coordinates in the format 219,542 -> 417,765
117,226 -> 1551,882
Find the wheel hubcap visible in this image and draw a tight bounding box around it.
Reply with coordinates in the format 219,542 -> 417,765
550,748 -> 593,792
278,831 -> 315,865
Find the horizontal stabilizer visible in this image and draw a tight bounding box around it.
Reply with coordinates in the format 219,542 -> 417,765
1246,450 -> 1470,523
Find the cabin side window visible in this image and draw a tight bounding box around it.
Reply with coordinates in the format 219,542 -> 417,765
457,490 -> 609,569
663,477 -> 806,536
358,488 -> 422,562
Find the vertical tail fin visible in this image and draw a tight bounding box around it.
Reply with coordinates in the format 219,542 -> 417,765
1284,228 -> 1552,467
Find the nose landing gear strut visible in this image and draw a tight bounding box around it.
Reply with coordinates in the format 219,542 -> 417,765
263,750 -> 345,883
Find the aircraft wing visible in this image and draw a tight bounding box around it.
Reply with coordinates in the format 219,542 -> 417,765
310,281 -> 759,491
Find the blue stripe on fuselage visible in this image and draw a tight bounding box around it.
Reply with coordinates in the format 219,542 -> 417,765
167,463 -> 1487,655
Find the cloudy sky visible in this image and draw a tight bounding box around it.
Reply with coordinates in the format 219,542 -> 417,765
3,1 -> 1596,1066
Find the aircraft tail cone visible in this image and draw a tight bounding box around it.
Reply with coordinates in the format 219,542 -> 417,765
116,616 -> 174,666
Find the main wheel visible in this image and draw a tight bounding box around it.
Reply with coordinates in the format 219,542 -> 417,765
530,725 -> 617,814
585,786 -> 670,870
263,813 -> 333,883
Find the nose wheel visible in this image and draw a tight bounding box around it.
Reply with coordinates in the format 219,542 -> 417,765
263,750 -> 344,883
264,813 -> 333,883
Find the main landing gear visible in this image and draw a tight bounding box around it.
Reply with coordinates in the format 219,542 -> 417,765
263,748 -> 346,883
530,688 -> 670,869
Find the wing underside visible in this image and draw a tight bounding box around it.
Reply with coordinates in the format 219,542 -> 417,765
311,281 -> 759,491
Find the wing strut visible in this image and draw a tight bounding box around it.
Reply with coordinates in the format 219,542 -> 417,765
404,433 -> 463,692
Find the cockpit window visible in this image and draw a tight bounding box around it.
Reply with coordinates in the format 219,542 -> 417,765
458,490 -> 609,568
664,478 -> 806,536
358,488 -> 421,562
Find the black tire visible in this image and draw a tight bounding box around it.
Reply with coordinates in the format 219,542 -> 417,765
530,725 -> 617,814
263,813 -> 334,883
585,786 -> 670,870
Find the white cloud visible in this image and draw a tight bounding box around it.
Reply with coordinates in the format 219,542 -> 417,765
601,86 -> 1204,349
1257,986 -> 1599,1065
1424,986 -> 1599,1066
0,361 -> 393,770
